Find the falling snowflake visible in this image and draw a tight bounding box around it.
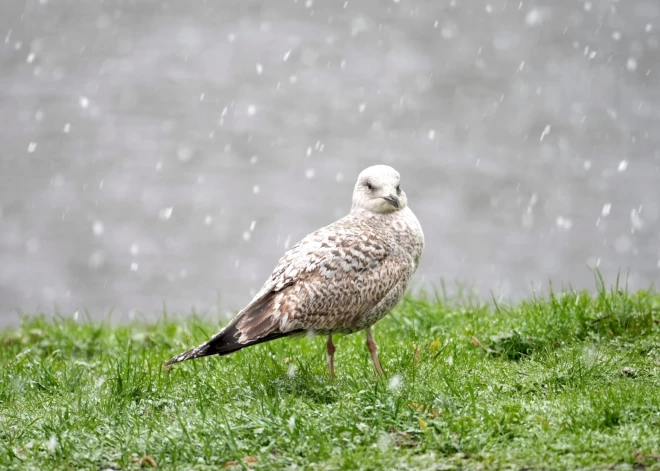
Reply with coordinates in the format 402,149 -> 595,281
630,208 -> 644,230
601,203 -> 611,216
92,221 -> 104,236
388,374 -> 403,391
177,145 -> 193,162
46,435 -> 57,452
525,8 -> 546,27
556,216 -> 573,230
540,125 -> 551,142
617,160 -> 628,172
159,207 -> 173,220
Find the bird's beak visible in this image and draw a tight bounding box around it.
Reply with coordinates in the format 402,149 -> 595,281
382,195 -> 400,209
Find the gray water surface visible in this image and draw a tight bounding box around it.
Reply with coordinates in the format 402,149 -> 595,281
1,0 -> 659,324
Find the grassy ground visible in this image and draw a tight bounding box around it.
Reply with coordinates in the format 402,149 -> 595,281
1,278 -> 660,470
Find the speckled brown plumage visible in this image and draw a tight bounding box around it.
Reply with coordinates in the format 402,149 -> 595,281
165,165 -> 424,377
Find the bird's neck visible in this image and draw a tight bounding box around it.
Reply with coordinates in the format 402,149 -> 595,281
350,207 -> 404,220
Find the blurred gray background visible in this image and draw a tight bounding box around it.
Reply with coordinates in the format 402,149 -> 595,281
1,0 -> 659,325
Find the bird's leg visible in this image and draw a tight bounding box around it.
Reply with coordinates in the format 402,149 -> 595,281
327,334 -> 336,380
366,327 -> 383,376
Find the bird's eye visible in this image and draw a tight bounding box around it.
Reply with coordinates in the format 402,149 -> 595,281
396,185 -> 401,194
366,182 -> 374,191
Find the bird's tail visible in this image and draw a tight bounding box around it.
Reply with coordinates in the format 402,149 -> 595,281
163,321 -> 246,366
163,322 -> 303,367
163,339 -> 216,366
164,287 -> 302,367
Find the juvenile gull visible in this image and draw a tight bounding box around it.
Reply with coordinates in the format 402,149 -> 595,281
165,165 -> 424,378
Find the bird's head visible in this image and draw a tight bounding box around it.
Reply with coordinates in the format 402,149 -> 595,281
351,165 -> 407,214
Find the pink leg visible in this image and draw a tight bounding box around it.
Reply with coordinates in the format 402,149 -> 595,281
327,334 -> 336,380
366,327 -> 383,376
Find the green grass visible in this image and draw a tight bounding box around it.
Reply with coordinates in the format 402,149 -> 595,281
1,278 -> 660,470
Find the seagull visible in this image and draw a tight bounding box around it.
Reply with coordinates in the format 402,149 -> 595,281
165,165 -> 424,378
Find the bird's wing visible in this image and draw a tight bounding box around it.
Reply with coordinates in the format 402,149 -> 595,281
235,218 -> 412,336
164,218 -> 411,365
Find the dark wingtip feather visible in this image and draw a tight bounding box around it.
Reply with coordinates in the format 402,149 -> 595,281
163,327 -> 305,367
163,342 -> 212,367
163,322 -> 249,367
163,287 -> 300,367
